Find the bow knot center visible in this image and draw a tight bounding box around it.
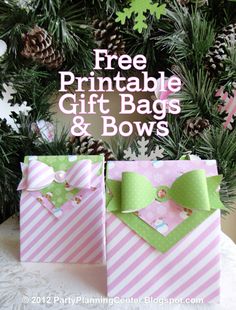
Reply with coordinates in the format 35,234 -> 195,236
54,170 -> 66,183
156,185 -> 170,202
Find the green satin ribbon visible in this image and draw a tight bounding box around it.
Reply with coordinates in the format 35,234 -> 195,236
107,169 -> 226,213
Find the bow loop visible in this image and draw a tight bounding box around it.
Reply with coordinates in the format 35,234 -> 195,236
121,172 -> 156,213
169,170 -> 210,211
18,160 -> 54,191
66,160 -> 92,189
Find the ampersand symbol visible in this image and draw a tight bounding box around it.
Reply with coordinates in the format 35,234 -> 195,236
71,116 -> 91,136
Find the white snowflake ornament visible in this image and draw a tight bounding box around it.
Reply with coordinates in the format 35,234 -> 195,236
0,83 -> 31,131
124,137 -> 164,160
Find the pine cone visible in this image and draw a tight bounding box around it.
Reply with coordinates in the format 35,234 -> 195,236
21,26 -> 65,69
185,117 -> 210,136
92,18 -> 125,56
205,23 -> 236,77
67,136 -> 116,162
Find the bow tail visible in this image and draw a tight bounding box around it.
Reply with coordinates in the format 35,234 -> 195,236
106,180 -> 121,212
207,175 -> 227,210
17,163 -> 28,190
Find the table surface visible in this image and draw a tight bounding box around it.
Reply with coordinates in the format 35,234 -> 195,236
0,217 -> 236,310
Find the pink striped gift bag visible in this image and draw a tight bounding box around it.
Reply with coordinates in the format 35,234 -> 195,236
18,155 -> 105,263
106,160 -> 224,302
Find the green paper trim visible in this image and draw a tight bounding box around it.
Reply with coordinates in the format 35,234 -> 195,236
106,165 -> 224,252
24,155 -> 104,172
111,209 -> 213,253
105,169 -> 219,252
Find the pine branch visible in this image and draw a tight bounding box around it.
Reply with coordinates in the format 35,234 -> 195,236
194,127 -> 236,212
150,1 -> 236,213
219,42 -> 236,85
153,116 -> 190,159
83,0 -> 124,17
155,3 -> 215,69
0,0 -> 95,76
34,127 -> 69,155
0,120 -> 25,222
107,134 -> 133,160
124,14 -> 169,74
8,67 -> 56,120
33,0 -> 94,74
204,0 -> 236,26
34,0 -> 61,16
195,127 -> 236,166
175,65 -> 223,125
0,0 -> 34,56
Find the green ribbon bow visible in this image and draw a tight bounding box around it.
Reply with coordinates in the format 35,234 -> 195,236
107,169 -> 225,213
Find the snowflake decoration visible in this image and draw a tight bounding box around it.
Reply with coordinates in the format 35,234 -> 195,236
124,137 -> 164,160
116,0 -> 166,33
216,85 -> 236,130
0,83 -> 31,131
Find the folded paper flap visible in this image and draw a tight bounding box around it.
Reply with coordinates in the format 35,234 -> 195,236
18,159 -> 93,191
18,155 -> 104,218
18,156 -> 104,191
106,161 -> 224,253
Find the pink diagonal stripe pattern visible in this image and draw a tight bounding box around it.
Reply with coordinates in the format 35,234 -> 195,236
46,200 -> 103,262
108,214 -> 219,296
89,251 -> 104,264
68,234 -> 103,263
20,189 -> 99,257
167,253 -> 220,298
22,192 -> 103,262
106,211 -> 220,301
66,160 -> 91,188
20,194 -> 37,218
27,161 -> 54,189
149,239 -> 220,298
185,272 -> 220,299
131,236 -> 220,298
204,288 -> 220,303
